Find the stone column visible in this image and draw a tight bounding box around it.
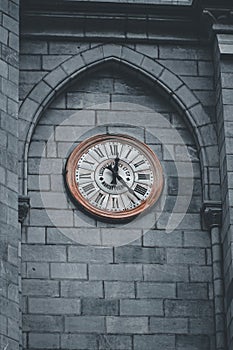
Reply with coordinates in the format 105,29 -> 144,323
0,0 -> 20,349
202,202 -> 225,350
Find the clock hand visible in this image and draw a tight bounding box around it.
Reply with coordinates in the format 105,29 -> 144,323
107,158 -> 120,185
111,157 -> 120,185
116,174 -> 141,201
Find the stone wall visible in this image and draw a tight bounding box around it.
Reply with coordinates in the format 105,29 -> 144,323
0,0 -> 20,349
20,56 -> 215,349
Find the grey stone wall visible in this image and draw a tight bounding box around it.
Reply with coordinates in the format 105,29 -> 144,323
0,0 -> 20,349
20,60 -> 215,349
214,34 -> 233,350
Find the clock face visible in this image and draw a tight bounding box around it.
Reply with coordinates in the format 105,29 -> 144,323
65,134 -> 163,221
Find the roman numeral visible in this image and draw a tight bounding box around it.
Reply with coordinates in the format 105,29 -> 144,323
134,159 -> 145,168
125,148 -> 132,159
83,159 -> 95,165
110,144 -> 118,156
112,197 -> 119,209
134,184 -> 147,196
78,172 -> 92,180
82,183 -> 95,195
95,192 -> 106,205
138,173 -> 150,180
94,147 -> 105,158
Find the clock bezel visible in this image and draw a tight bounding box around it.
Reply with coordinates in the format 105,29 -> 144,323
65,134 -> 164,221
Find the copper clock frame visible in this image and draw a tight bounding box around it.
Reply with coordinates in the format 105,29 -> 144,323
65,134 -> 164,221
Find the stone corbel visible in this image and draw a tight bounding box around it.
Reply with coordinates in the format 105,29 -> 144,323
18,195 -> 30,223
201,201 -> 222,231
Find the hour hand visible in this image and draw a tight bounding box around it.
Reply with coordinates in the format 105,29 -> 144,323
106,164 -> 117,185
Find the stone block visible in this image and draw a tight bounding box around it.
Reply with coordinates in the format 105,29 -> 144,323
20,55 -> 41,70
134,335 -> 175,350
82,298 -> 119,316
198,61 -> 213,76
30,191 -> 68,209
81,45 -> 104,65
0,59 -> 8,79
0,27 -> 8,45
9,32 -> 19,51
61,334 -> 97,349
68,246 -> 113,263
165,300 -> 213,318
20,39 -> 48,54
115,246 -> 165,264
89,264 -> 143,281
27,226 -> 45,244
61,54 -> 85,76
176,335 -> 210,350
3,14 -> 18,34
22,279 -> 59,297
28,158 -> 62,175
176,85 -> 198,109
159,45 -> 211,60
190,266 -> 213,282
28,141 -> 46,158
223,89 -> 233,104
61,281 -> 103,298
22,244 -> 66,262
183,231 -> 210,248
43,109 -> 95,126
28,333 -> 60,349
189,317 -> 214,334
32,125 -> 54,141
28,175 -> 50,191
28,297 -> 81,314
136,282 -> 176,298
23,315 -> 63,332
55,125 -> 92,142
98,335 -> 132,350
65,316 -> 105,333
120,299 -> 163,316
0,315 -> 7,335
143,230 -> 182,247
144,265 -> 189,282
26,262 -> 49,279
160,69 -> 183,91
158,59 -> 198,76
104,282 -> 135,299
177,282 -> 208,299
50,263 -> 87,279
30,209 -> 73,227
67,91 -> 110,110
141,56 -> 163,78
106,316 -> 148,334
181,76 -> 213,90
166,248 -> 206,265
44,66 -> 68,89
42,55 -> 71,70
149,317 -> 188,334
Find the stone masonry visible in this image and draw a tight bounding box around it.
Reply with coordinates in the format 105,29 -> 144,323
1,0 -> 233,349
0,1 -> 20,350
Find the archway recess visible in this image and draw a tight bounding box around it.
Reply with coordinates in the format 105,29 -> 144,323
19,43 -> 218,200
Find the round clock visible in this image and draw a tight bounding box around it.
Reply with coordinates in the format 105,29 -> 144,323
65,134 -> 163,221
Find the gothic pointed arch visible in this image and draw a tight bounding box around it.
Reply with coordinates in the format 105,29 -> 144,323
19,43 -> 218,199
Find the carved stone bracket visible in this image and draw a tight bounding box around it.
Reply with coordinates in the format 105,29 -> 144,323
18,195 -> 30,223
201,201 -> 222,231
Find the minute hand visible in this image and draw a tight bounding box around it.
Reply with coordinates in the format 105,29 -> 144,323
116,174 -> 141,201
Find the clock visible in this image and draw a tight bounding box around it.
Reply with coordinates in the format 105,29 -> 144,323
65,134 -> 163,221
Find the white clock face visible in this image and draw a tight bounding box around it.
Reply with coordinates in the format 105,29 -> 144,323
65,134 -> 163,221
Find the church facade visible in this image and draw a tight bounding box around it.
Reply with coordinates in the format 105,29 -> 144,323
1,0 -> 233,349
